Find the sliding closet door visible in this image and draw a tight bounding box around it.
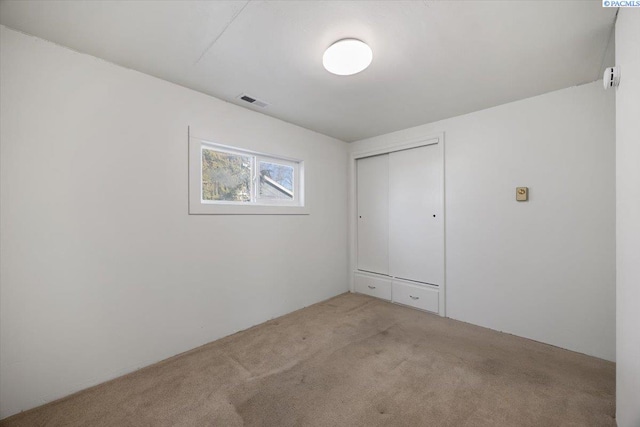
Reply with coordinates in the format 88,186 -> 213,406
389,144 -> 443,285
357,154 -> 389,275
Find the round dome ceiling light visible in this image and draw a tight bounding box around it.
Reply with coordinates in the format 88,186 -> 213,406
322,39 -> 373,76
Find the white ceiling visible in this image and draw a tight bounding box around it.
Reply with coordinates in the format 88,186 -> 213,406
0,1 -> 616,142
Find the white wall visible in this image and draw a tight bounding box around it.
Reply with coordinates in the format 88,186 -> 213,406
0,26 -> 348,419
615,9 -> 640,427
351,81 -> 616,361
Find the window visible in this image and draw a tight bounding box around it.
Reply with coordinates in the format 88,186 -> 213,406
189,137 -> 307,214
259,160 -> 294,201
202,148 -> 252,203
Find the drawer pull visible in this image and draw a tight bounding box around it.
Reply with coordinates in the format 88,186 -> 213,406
409,295 -> 419,300
368,285 -> 376,289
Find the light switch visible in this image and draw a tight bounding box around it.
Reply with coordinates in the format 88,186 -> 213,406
516,187 -> 528,201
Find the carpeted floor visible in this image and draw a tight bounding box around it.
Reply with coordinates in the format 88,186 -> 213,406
1,293 -> 615,426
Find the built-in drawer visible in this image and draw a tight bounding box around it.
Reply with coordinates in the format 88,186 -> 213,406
392,280 -> 439,313
354,272 -> 392,301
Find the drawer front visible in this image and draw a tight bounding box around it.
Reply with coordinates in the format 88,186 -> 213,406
392,280 -> 439,313
354,272 -> 392,301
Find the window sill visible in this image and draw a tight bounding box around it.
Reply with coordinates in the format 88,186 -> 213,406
189,203 -> 310,215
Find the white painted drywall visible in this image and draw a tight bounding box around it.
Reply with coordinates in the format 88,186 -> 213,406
0,26 -> 348,419
351,81 -> 616,361
615,9 -> 640,427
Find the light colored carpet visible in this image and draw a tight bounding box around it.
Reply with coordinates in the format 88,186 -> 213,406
1,293 -> 615,426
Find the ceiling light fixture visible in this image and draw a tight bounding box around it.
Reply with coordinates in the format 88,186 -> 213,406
323,39 -> 372,76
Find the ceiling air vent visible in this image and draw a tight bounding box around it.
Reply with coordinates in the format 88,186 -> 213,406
237,93 -> 269,108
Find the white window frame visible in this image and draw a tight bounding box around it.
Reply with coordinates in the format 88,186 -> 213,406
189,136 -> 308,215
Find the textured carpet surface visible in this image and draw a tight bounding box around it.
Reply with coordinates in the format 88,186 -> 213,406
1,293 -> 615,426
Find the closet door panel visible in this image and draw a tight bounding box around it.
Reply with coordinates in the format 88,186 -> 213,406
389,145 -> 443,285
356,154 -> 389,275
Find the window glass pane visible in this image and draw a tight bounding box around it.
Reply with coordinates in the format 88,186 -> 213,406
202,148 -> 252,202
259,161 -> 294,200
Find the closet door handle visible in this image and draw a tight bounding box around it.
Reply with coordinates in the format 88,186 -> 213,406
409,295 -> 419,300
368,285 -> 376,289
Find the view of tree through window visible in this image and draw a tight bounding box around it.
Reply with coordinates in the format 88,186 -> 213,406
202,148 -> 251,202
198,142 -> 301,207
